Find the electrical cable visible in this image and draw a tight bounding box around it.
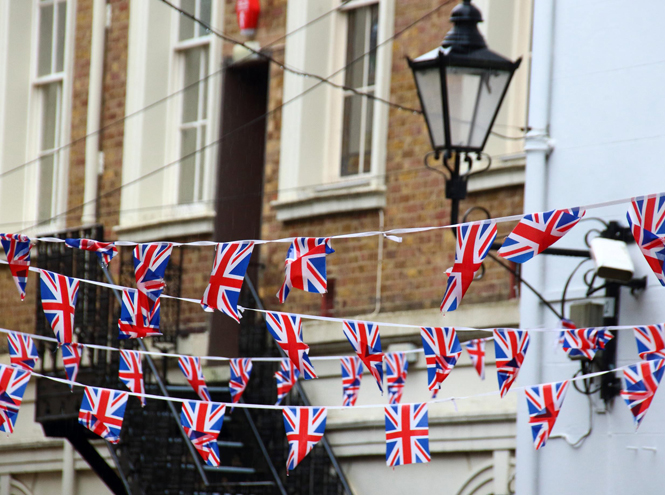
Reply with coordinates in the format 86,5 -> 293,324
18,0 -> 461,233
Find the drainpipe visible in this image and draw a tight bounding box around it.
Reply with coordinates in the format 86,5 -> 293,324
517,0 -> 555,494
81,0 -> 107,225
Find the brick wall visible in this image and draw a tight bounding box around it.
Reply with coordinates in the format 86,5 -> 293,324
222,0 -> 525,318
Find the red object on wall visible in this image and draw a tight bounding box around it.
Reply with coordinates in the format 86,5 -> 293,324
236,0 -> 260,36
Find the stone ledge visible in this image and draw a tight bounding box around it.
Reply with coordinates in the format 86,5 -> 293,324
114,211 -> 215,242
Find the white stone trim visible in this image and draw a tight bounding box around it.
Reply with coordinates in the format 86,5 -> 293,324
113,211 -> 214,242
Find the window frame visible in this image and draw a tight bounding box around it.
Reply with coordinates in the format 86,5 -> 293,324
25,0 -> 75,233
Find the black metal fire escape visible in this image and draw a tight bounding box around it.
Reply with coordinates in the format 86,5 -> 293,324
34,226 -> 350,495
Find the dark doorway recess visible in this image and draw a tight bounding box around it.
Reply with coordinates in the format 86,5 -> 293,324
211,59 -> 270,357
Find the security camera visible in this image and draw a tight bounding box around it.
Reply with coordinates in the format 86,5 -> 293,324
589,237 -> 634,282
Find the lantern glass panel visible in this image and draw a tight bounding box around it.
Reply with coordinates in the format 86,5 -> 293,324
414,66 -> 446,149
446,66 -> 511,150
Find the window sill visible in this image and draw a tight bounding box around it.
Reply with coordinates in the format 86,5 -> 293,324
467,153 -> 525,193
271,181 -> 386,222
114,211 -> 215,242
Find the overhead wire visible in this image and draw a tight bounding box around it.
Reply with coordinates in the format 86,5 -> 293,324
17,0 -> 462,233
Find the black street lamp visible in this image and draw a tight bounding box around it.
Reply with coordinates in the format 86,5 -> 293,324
408,0 -> 521,224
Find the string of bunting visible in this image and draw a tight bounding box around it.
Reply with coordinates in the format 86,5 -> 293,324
0,193 -> 663,468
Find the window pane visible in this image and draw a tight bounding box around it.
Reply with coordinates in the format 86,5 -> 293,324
179,0 -> 195,41
200,48 -> 209,119
38,4 -> 54,76
367,4 -> 379,87
55,1 -> 67,73
197,124 -> 206,200
41,83 -> 59,151
38,154 -> 55,222
341,94 -> 362,176
182,47 -> 202,123
179,128 -> 197,203
363,91 -> 374,173
197,0 -> 212,37
344,8 -> 367,89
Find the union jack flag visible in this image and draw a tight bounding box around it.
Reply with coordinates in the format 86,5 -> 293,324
0,234 -> 31,300
119,350 -> 145,407
277,238 -> 334,303
283,407 -> 327,472
180,400 -> 226,467
0,364 -> 30,434
201,242 -> 254,322
621,359 -> 665,429
117,288 -> 162,340
627,194 -> 665,286
561,328 -> 613,360
341,356 -> 363,407
494,329 -> 530,397
526,380 -> 570,450
384,403 -> 430,467
229,358 -> 253,404
61,344 -> 83,388
441,221 -> 497,313
7,332 -> 38,372
385,353 -> 408,405
343,321 -> 383,392
266,313 -> 317,380
133,243 -> 173,320
633,324 -> 665,361
40,270 -> 80,345
65,238 -> 118,267
464,339 -> 486,380
78,386 -> 128,444
498,208 -> 585,264
420,327 -> 462,392
178,356 -> 211,401
275,359 -> 299,405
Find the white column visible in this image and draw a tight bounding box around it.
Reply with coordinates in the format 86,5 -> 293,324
62,440 -> 75,495
493,450 -> 511,495
0,474 -> 10,495
81,0 -> 108,224
516,0 -> 556,493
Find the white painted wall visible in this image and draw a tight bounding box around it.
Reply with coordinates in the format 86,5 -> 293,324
518,1 -> 665,493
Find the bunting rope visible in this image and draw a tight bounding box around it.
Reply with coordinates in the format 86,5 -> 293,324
21,190 -> 661,247
31,363 -> 621,411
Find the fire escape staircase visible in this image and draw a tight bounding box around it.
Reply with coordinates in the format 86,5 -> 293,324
33,226 -> 350,495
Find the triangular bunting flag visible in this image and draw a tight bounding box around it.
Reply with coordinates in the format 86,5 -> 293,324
464,339 -> 486,380
633,324 -> 665,361
119,350 -> 145,407
7,332 -> 39,372
283,406 -> 327,472
64,238 -> 118,267
78,386 -> 128,444
118,288 -> 162,340
385,403 -> 430,467
441,221 -> 497,313
626,194 -> 665,286
0,364 -> 31,434
420,327 -> 462,392
494,329 -> 530,397
229,358 -> 253,404
40,270 -> 80,345
385,353 -> 408,405
343,321 -> 383,392
201,242 -> 254,322
178,356 -> 211,401
61,344 -> 83,389
561,327 -> 613,360
181,400 -> 226,467
277,238 -> 334,303
275,359 -> 299,405
498,208 -> 585,263
133,243 -> 173,332
621,359 -> 665,429
0,234 -> 31,300
526,380 -> 569,449
266,313 -> 317,380
341,356 -> 363,407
